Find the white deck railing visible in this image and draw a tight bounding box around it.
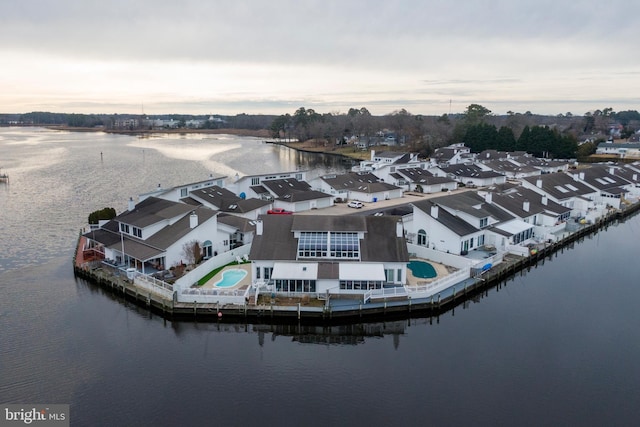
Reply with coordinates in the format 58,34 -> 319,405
406,268 -> 470,299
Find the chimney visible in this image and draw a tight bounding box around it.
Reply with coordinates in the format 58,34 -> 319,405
536,179 -> 543,188
189,211 -> 198,229
256,219 -> 263,236
431,204 -> 439,219
523,200 -> 530,212
128,197 -> 135,211
396,220 -> 403,238
633,174 -> 638,181
579,172 -> 585,180
608,167 -> 615,175
485,192 -> 493,204
371,149 -> 376,161
541,194 -> 548,206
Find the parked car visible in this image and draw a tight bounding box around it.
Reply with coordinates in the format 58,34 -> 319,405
347,201 -> 364,209
267,207 -> 293,215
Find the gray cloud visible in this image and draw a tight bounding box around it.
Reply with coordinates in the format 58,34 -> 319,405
1,0 -> 639,115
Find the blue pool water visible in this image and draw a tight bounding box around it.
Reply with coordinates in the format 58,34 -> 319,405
214,269 -> 247,288
407,260 -> 437,279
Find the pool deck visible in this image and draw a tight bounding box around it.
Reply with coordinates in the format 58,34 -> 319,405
405,258 -> 454,287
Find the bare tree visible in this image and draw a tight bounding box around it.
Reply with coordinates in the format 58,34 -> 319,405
181,240 -> 202,266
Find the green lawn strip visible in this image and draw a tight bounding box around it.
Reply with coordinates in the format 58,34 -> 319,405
196,261 -> 246,286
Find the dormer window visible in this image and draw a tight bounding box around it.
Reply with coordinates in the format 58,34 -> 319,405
479,218 -> 488,228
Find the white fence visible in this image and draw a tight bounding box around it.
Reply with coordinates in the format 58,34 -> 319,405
505,244 -> 529,257
406,243 -> 474,269
174,244 -> 251,293
180,286 -> 250,305
133,274 -> 174,299
406,268 -> 470,299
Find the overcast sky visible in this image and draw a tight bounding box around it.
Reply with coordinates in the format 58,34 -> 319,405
1,0 -> 639,116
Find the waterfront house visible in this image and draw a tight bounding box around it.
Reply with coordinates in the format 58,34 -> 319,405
139,175 -> 227,203
228,170 -> 308,198
249,215 -> 409,296
521,173 -> 598,218
411,200 -> 486,254
83,197 -> 228,273
411,191 -> 536,254
479,187 -> 572,240
310,172 -> 403,203
567,165 -> 633,209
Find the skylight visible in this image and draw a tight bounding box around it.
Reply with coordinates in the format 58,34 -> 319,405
555,185 -> 569,193
565,184 -> 579,191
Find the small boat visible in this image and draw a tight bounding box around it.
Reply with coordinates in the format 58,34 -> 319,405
0,168 -> 8,183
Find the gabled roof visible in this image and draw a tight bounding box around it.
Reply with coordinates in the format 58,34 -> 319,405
115,197 -> 194,228
567,165 -> 632,191
440,164 -> 504,179
145,206 -> 217,250
522,173 -> 596,199
429,191 -> 514,222
320,172 -> 401,193
262,178 -> 332,202
413,200 -> 480,237
395,167 -> 455,185
478,149 -> 509,160
217,213 -> 257,233
482,159 -> 539,174
190,185 -> 240,209
433,147 -> 458,162
249,215 -> 408,262
490,187 -> 570,217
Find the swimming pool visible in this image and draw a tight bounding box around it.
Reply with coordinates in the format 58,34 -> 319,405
213,269 -> 248,288
407,260 -> 437,279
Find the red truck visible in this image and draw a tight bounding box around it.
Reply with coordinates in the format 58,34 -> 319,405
267,208 -> 293,215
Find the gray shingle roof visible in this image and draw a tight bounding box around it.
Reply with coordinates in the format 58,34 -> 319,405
412,200 -> 480,237
321,172 -> 400,193
115,197 -> 194,228
249,215 -> 408,262
522,173 -> 596,199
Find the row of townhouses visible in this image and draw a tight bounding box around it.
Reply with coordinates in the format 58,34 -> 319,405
81,144 -> 640,303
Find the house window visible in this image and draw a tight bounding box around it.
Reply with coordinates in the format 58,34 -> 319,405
295,173 -> 302,181
297,231 -> 360,259
256,267 -> 260,279
263,267 -> 272,280
251,177 -> 260,186
397,269 -> 402,283
180,188 -> 188,197
385,269 -> 395,282
480,218 -> 488,228
120,223 -> 130,234
417,229 -> 427,246
132,226 -> 142,238
203,240 -> 212,258
478,235 -> 485,246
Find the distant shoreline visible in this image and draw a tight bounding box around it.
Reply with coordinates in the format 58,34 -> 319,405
41,125 -> 271,139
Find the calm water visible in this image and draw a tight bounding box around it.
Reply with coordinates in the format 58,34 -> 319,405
1,127 -> 639,426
